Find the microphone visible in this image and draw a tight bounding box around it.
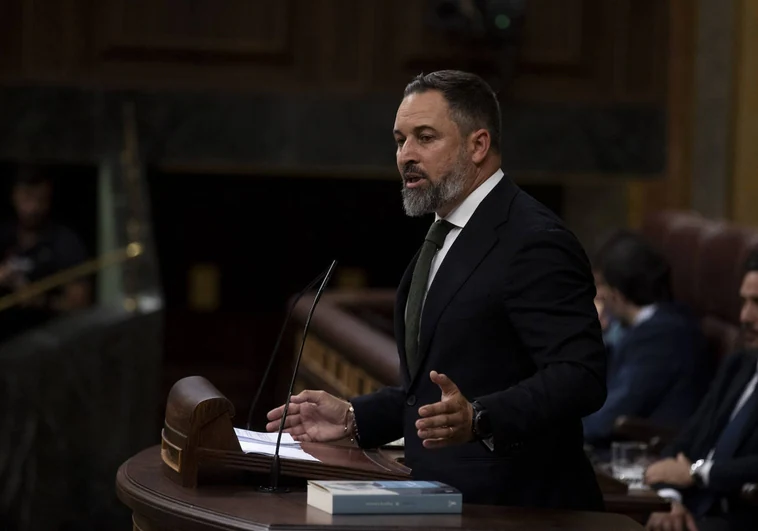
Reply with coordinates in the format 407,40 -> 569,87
245,263 -> 333,430
259,259 -> 338,493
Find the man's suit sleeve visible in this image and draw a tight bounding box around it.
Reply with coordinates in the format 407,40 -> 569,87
708,456 -> 758,494
660,354 -> 738,459
583,326 -> 688,446
350,386 -> 406,448
475,228 -> 607,449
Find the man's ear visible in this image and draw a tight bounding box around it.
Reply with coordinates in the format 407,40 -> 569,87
469,129 -> 491,164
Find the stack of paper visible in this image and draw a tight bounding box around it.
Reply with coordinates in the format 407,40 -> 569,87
233,427 -> 321,462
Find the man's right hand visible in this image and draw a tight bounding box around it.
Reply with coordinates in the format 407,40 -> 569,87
265,390 -> 351,443
646,501 -> 698,531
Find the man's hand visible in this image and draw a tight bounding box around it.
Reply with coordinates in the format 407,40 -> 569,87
266,390 -> 350,443
644,453 -> 694,487
646,501 -> 698,531
415,371 -> 474,449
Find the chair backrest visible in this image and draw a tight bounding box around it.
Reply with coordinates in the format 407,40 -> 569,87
640,211 -> 758,365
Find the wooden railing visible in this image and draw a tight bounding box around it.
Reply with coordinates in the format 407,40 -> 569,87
291,289 -> 398,399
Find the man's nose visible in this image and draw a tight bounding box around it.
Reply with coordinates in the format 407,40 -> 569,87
397,139 -> 419,167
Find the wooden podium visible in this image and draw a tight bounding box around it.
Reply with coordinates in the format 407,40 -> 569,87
116,376 -> 645,530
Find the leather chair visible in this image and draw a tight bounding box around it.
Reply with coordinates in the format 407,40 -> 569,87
639,211 -> 758,365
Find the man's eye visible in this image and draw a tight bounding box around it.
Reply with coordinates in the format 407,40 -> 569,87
396,138 -> 405,146
420,135 -> 432,142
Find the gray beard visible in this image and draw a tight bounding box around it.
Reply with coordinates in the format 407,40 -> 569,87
401,163 -> 468,217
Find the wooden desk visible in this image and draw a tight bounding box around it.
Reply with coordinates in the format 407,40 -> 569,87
382,448 -> 670,525
117,446 -> 644,531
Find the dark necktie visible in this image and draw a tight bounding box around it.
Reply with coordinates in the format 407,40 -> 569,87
690,374 -> 758,516
405,220 -> 454,377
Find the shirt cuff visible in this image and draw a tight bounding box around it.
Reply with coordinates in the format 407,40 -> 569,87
698,459 -> 714,487
482,436 -> 494,451
657,488 -> 682,503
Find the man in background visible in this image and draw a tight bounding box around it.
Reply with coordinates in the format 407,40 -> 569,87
592,229 -> 639,351
643,250 -> 758,531
583,234 -> 709,447
0,165 -> 90,341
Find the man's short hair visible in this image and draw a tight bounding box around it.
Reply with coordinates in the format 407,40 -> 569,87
591,228 -> 643,273
745,248 -> 758,274
14,164 -> 52,187
404,70 -> 502,153
601,236 -> 672,306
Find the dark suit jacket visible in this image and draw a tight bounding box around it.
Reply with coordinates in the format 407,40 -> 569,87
351,176 -> 608,511
661,350 -> 758,530
583,303 -> 710,446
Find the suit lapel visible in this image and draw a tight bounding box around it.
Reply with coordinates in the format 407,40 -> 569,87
731,356 -> 758,453
409,177 -> 519,385
413,228 -> 497,381
710,355 -> 757,445
394,247 -> 419,379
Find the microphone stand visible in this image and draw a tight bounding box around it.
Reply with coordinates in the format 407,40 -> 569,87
244,265 -> 332,430
258,259 -> 338,493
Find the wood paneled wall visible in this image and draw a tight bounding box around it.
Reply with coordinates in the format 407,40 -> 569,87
626,0 -> 695,227
0,0 -> 668,103
731,0 -> 758,226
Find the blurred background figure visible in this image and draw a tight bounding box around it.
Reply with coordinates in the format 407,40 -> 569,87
592,229 -> 639,351
584,232 -> 709,448
0,165 -> 90,341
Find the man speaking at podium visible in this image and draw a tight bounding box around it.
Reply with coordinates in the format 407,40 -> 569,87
267,70 -> 608,511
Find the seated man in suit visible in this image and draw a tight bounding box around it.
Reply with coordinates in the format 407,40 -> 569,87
583,234 -> 709,447
267,70 -> 608,511
644,250 -> 758,531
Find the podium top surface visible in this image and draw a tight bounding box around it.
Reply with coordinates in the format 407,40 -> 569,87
116,446 -> 643,531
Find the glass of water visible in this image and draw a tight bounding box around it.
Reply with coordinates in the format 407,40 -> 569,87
611,441 -> 650,489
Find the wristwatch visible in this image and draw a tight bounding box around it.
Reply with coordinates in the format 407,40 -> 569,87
690,459 -> 705,486
471,401 -> 492,440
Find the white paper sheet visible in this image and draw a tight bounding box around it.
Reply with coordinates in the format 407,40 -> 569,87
234,427 -> 299,447
234,427 -> 321,462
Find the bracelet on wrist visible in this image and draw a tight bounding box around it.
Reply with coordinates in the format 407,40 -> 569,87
343,403 -> 360,446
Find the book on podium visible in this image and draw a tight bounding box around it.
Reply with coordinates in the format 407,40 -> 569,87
160,375 -> 411,489
307,480 -> 463,515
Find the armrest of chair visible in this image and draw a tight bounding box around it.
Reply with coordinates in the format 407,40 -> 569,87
613,416 -> 680,454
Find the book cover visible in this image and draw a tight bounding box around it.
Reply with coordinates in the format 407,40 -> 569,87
307,480 -> 462,515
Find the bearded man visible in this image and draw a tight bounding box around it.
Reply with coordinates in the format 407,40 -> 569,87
267,70 -> 608,511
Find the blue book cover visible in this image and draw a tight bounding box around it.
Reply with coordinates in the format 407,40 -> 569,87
307,480 -> 462,515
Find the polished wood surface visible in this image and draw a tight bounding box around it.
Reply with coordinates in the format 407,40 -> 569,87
117,447 -> 644,531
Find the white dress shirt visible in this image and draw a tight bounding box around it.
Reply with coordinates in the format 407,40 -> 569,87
633,304 -> 657,327
425,169 -> 504,299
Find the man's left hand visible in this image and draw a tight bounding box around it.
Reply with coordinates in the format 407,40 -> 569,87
644,453 -> 694,487
415,371 -> 474,449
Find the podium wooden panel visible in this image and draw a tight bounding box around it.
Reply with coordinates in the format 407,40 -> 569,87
117,447 -> 644,531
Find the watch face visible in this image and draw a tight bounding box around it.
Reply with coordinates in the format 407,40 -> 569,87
476,410 -> 491,438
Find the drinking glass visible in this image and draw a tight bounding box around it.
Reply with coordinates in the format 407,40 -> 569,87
611,441 -> 650,489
